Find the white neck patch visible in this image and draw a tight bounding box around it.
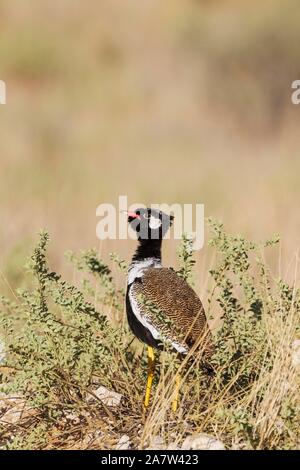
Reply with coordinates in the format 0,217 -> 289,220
127,257 -> 161,285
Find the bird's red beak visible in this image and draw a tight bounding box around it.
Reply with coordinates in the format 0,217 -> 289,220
126,211 -> 141,220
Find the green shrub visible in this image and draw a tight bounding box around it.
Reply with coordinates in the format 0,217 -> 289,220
0,223 -> 299,450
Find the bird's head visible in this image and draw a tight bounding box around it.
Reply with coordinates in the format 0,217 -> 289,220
126,207 -> 174,241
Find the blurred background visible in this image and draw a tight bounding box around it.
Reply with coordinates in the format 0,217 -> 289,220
1,0 -> 300,289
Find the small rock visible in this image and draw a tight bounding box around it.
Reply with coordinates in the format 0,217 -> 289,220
0,399 -> 26,425
167,442 -> 181,450
182,433 -> 225,450
87,386 -> 122,407
292,340 -> 300,369
146,435 -> 165,450
167,433 -> 180,450
115,435 -> 131,450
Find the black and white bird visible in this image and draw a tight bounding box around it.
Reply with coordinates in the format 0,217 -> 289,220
125,207 -> 214,411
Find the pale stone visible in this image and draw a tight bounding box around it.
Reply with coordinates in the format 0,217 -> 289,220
146,435 -> 165,450
182,433 -> 226,450
87,386 -> 122,407
115,435 -> 131,450
0,399 -> 26,425
65,412 -> 80,424
167,442 -> 181,450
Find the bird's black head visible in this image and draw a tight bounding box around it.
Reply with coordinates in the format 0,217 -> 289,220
127,207 -> 174,241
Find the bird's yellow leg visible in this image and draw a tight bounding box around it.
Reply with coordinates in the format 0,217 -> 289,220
144,346 -> 155,409
172,374 -> 181,413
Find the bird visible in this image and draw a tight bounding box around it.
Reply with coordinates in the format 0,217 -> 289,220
125,207 -> 214,411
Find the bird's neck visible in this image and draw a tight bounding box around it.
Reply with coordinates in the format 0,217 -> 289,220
128,240 -> 162,285
132,239 -> 162,263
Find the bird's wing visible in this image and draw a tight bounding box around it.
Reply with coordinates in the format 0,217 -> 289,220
129,267 -> 214,355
